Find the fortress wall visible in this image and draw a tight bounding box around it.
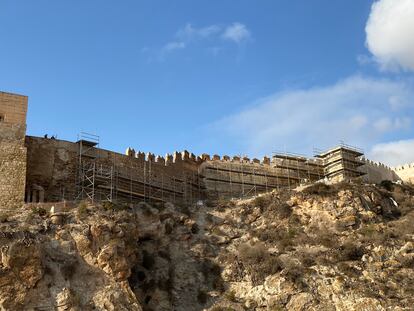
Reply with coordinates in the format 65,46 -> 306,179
0,126 -> 27,209
0,92 -> 28,125
25,137 -> 78,202
199,155 -> 324,199
0,92 -> 28,209
25,137 -> 204,204
393,163 -> 414,184
23,135 -> 412,204
361,159 -> 400,184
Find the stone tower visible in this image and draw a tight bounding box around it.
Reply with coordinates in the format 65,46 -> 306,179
0,91 -> 28,209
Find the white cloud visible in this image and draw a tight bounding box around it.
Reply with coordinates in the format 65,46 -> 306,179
373,117 -> 393,133
369,139 -> 414,166
373,116 -> 411,133
366,0 -> 414,71
222,23 -> 251,43
146,22 -> 251,60
162,41 -> 186,52
209,76 -> 414,157
177,23 -> 221,40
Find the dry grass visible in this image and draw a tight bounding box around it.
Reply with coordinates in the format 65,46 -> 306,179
238,242 -> 282,285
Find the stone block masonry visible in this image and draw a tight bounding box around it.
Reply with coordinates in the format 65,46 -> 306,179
0,92 -> 28,209
199,154 -> 325,199
25,136 -> 204,205
393,163 -> 414,184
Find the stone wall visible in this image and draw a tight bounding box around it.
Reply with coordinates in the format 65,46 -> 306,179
24,135 -> 413,204
360,159 -> 400,184
199,154 -> 324,199
25,137 -> 204,205
23,135 -> 413,204
0,92 -> 28,209
393,163 -> 414,184
0,91 -> 28,124
25,137 -> 78,202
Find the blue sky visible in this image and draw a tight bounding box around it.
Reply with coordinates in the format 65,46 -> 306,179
1,0 -> 414,165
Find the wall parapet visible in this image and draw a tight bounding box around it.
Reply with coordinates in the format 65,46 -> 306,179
392,163 -> 414,171
202,153 -> 281,166
125,147 -> 201,167
361,158 -> 394,171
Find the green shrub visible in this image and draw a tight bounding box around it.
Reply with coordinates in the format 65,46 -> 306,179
276,203 -> 293,219
392,193 -> 414,216
280,259 -> 306,286
102,201 -> 113,210
191,223 -> 200,234
212,277 -> 226,293
380,180 -> 394,192
303,183 -> 336,196
252,196 -> 269,210
77,202 -> 88,217
157,277 -> 173,292
337,262 -> 361,277
358,224 -> 392,245
179,205 -> 191,216
61,259 -> 77,280
158,250 -> 171,261
338,242 -> 364,261
309,228 -> 338,248
238,243 -> 282,285
254,225 -> 304,251
201,260 -> 221,279
164,222 -> 173,234
31,206 -> 47,216
299,252 -> 317,267
142,250 -> 155,270
0,213 -> 10,223
224,290 -> 237,302
399,255 -> 414,268
212,227 -> 226,236
197,290 -> 209,304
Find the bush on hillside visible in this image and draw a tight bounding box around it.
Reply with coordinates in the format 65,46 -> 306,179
238,243 -> 282,285
197,290 -> 209,304
31,206 -> 47,217
380,180 -> 394,192
252,195 -> 270,211
303,183 -> 336,196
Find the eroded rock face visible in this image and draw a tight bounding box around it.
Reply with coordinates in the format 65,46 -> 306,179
0,208 -> 142,311
0,182 -> 413,310
205,183 -> 414,310
0,241 -> 44,309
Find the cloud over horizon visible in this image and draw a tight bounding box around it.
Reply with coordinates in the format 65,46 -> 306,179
369,139 -> 414,167
203,1 -> 414,166
366,0 -> 414,71
144,22 -> 252,60
222,23 -> 251,44
208,76 -> 414,163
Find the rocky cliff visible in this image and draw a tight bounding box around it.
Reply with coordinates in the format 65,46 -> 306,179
1,181 -> 413,310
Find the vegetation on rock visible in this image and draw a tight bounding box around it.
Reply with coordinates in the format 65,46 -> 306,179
1,181 -> 413,310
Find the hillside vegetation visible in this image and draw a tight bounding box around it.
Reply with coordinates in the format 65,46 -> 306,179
0,181 -> 413,310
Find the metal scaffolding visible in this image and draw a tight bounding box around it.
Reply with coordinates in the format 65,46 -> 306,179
314,141 -> 366,181
201,149 -> 328,200
75,132 -> 113,203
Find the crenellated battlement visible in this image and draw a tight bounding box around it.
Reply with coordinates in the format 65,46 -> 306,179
3,90 -> 413,208
392,163 -> 414,171
125,147 -> 201,167
201,153 -> 277,166
362,158 -> 394,171
392,163 -> 414,184
360,158 -> 401,184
